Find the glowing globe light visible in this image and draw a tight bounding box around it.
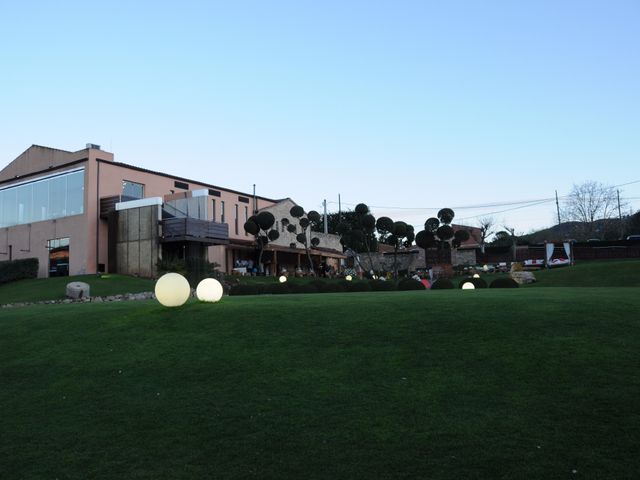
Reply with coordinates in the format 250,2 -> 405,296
155,273 -> 191,307
483,265 -> 489,272
196,278 -> 224,303
462,282 -> 476,290
473,273 -> 480,278
279,275 -> 287,283
345,275 -> 353,281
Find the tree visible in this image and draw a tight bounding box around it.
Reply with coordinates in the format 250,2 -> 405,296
380,220 -> 414,279
243,212 -> 279,273
415,208 -> 467,268
562,181 -> 621,239
625,210 -> 640,237
286,206 -> 321,275
477,216 -> 495,254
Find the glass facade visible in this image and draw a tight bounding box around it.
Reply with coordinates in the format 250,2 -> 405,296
48,237 -> 70,277
163,196 -> 207,220
0,169 -> 85,228
122,180 -> 144,199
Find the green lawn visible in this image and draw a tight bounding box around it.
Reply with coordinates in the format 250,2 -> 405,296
1,288 -> 639,479
0,274 -> 155,304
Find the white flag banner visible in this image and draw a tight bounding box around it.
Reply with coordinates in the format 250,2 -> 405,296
546,243 -> 555,263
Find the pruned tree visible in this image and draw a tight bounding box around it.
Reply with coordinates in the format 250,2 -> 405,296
562,181 -> 621,239
336,203 -> 378,272
376,218 -> 413,278
287,205 -> 321,275
477,216 -> 495,254
243,211 -> 279,273
415,207 -> 467,268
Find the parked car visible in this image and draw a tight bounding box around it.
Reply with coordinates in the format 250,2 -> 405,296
627,235 -> 640,241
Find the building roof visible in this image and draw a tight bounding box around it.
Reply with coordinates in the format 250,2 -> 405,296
97,159 -> 280,203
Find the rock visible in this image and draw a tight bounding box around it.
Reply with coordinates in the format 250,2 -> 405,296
66,282 -> 91,299
510,271 -> 536,284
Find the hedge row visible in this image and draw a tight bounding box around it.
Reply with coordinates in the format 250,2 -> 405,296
0,258 -> 39,285
228,276 -> 519,296
229,278 -> 428,296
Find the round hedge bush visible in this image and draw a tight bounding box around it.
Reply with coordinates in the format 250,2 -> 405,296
490,277 -> 519,288
458,277 -> 488,289
369,279 -> 397,291
430,278 -> 455,290
397,278 -> 426,291
346,281 -> 372,292
263,283 -> 292,295
229,284 -> 263,296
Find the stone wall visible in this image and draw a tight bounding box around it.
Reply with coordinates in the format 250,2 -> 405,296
114,205 -> 160,278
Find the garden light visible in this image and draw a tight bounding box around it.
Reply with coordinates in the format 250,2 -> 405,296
473,273 -> 480,278
462,282 -> 476,290
279,275 -> 287,283
196,278 -> 224,303
483,265 -> 489,272
155,273 -> 191,307
346,275 -> 353,281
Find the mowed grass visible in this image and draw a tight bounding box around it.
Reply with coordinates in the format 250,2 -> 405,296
1,288 -> 639,479
0,274 -> 155,304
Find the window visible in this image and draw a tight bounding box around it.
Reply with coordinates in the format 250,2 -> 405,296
0,169 -> 84,228
238,196 -> 250,203
174,181 -> 189,190
209,189 -> 221,197
122,180 -> 144,199
212,199 -> 216,221
234,204 -> 239,235
221,201 -> 225,223
48,237 -> 70,277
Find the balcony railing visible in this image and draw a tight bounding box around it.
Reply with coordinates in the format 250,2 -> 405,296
100,195 -> 138,218
161,217 -> 229,244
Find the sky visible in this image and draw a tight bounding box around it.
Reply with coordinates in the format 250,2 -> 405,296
1,0 -> 639,236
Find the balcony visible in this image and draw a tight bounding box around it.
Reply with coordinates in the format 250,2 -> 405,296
161,217 -> 229,245
100,195 -> 138,218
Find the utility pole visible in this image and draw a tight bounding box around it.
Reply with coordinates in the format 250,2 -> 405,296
555,190 -> 561,225
252,184 -> 257,214
323,199 -> 328,234
617,189 -> 623,238
338,194 -> 341,222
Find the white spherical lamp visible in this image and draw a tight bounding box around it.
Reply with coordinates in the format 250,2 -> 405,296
155,273 -> 191,307
279,275 -> 287,283
196,278 -> 224,303
473,273 -> 480,278
483,264 -> 489,272
462,281 -> 476,290
345,275 -> 353,281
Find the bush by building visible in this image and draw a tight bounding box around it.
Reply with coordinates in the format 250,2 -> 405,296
430,278 -> 455,290
397,278 -> 426,291
489,278 -> 520,288
0,258 -> 39,285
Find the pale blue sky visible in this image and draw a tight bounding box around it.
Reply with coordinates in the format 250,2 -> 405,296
1,0 -> 639,234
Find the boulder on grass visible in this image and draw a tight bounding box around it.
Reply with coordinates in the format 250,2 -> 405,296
66,282 -> 91,299
510,271 -> 536,285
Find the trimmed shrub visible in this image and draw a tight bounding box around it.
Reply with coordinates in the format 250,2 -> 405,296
397,278 -> 426,291
346,281 -> 372,292
430,278 -> 455,290
289,283 -> 318,294
0,258 -> 39,284
369,279 -> 397,291
490,278 -> 520,288
458,277 -> 488,289
263,283 -> 292,295
229,284 -> 263,296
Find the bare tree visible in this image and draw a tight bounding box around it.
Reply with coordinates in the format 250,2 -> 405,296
477,216 -> 495,254
562,181 -> 620,239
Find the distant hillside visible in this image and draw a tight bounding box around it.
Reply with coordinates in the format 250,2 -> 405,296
520,218 -> 625,244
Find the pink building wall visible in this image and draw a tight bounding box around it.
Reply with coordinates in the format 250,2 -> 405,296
1,144 -> 278,276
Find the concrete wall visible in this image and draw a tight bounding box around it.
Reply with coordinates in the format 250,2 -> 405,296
259,199 -> 343,251
114,205 -> 160,278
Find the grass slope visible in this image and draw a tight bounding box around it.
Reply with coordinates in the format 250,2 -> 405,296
0,274 -> 155,304
1,289 -> 639,479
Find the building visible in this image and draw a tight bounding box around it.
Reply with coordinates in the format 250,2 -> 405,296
0,144 -> 344,278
